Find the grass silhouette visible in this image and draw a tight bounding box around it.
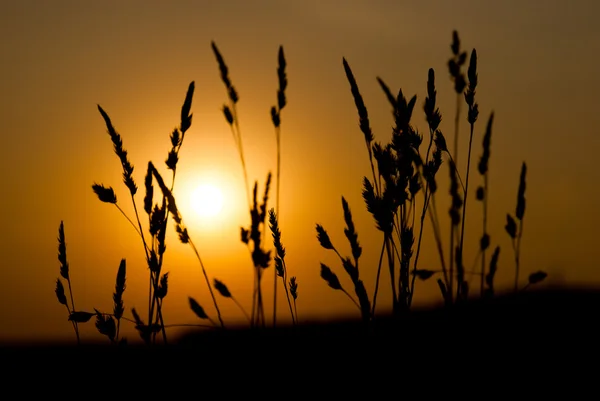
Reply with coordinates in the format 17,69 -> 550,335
51,30 -> 556,348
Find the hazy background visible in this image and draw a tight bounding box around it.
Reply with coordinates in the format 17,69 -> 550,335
1,0 -> 598,343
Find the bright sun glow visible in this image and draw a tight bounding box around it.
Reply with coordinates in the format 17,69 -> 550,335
190,184 -> 224,218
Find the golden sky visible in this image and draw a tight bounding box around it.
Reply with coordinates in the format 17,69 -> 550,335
1,0 -> 599,344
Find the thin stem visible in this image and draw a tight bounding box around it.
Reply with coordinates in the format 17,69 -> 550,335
272,267 -> 278,328
130,195 -> 151,263
114,204 -> 150,254
293,298 -> 298,323
116,318 -> 121,341
275,126 -> 281,218
280,258 -> 295,325
480,173 -> 489,296
447,153 -> 466,194
273,125 -> 281,328
155,298 -> 168,345
370,238 -> 387,316
408,146 -> 433,306
384,234 -> 398,314
367,145 -> 380,196
342,288 -> 362,312
458,122 -> 475,299
514,220 -> 524,291
449,222 -> 455,303
428,194 -> 448,287
410,179 -> 432,305
282,279 -> 295,325
63,301 -> 79,345
189,239 -> 225,328
250,266 -> 257,328
231,296 -> 252,324
65,278 -> 80,345
231,105 -> 251,209
256,268 -> 266,328
454,94 -> 461,166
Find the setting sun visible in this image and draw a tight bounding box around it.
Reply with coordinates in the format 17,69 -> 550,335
190,184 -> 224,218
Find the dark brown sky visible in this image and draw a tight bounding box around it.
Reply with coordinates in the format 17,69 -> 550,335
1,0 -> 599,343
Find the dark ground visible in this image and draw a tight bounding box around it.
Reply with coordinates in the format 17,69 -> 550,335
2,287 -> 599,392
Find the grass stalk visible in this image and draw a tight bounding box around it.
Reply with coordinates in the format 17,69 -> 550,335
370,239 -> 387,316
188,239 -> 224,328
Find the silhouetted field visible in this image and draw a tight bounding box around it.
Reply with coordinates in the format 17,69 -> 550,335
6,289 -> 599,371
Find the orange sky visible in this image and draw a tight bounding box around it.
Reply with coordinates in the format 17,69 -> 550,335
1,0 -> 599,344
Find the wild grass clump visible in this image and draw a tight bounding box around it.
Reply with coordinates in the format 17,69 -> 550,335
316,30 -> 546,321
212,42 -> 294,328
54,42 -> 295,344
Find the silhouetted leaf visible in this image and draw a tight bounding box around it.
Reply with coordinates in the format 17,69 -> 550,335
505,214 -> 517,239
180,81 -> 194,134
213,279 -> 231,298
156,272 -> 169,299
68,311 -> 94,323
271,106 -> 280,128
189,297 -> 209,319
268,208 -> 286,259
252,248 -> 272,269
211,42 -> 239,104
476,186 -> 484,201
55,278 -> 67,306
342,257 -> 358,283
376,77 -> 397,110
516,163 -> 527,220
223,105 -> 234,125
343,57 -> 373,144
148,250 -> 159,273
277,46 -> 287,110
95,309 -> 116,342
451,31 -> 460,55
341,197 -> 362,261
57,221 -> 69,280
143,163 -> 154,215
241,227 -> 250,244
131,308 -> 144,327
316,224 -> 334,250
113,259 -> 126,319
412,269 -> 436,281
478,113 -> 494,175
274,257 -> 284,278
97,105 -> 138,196
486,246 -> 500,290
354,280 -> 371,322
424,68 -> 441,131
434,130 -> 448,153
170,127 -> 181,148
528,271 -> 547,285
92,183 -> 117,204
437,279 -> 450,305
165,149 -> 178,170
458,51 -> 467,66
320,263 -> 342,290
149,204 -> 165,237
289,276 -> 298,300
130,308 -> 151,343
176,225 -> 190,244
480,233 -> 490,251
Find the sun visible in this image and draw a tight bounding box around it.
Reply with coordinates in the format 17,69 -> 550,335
190,184 -> 224,218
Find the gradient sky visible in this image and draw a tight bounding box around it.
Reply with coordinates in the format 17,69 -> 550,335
1,0 -> 599,344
